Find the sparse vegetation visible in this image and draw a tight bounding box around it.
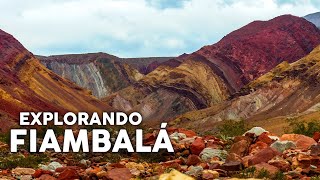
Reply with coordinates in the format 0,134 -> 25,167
286,118 -> 320,137
0,150 -> 49,169
217,119 -> 249,138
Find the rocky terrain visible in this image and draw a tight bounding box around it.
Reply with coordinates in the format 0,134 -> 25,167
104,15 -> 320,124
305,12 -> 320,28
0,29 -> 114,133
170,45 -> 320,134
1,126 -> 320,179
39,54 -> 173,98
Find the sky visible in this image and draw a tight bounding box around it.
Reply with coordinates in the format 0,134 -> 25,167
0,0 -> 319,57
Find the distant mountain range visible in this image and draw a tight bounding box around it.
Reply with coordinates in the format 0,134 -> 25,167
304,12 -> 320,28
1,13 -> 320,133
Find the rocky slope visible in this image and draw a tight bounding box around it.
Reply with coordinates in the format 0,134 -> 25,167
304,12 -> 320,28
0,29 -> 114,132
171,45 -> 320,134
39,54 -> 173,98
105,15 -> 320,123
1,126 -> 320,179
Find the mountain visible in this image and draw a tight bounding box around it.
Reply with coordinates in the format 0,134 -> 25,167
39,54 -> 173,98
304,12 -> 320,28
171,45 -> 320,134
104,15 -> 320,123
0,29 -> 114,132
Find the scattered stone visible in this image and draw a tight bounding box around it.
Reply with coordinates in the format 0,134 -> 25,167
170,132 -> 187,142
268,156 -> 291,172
191,138 -> 205,155
186,154 -> 201,166
33,169 -> 53,178
40,162 -> 63,172
244,127 -> 268,136
106,168 -> 132,180
57,168 -> 79,180
202,170 -> 219,179
12,168 -> 35,175
185,166 -> 203,177
280,134 -> 316,150
270,140 -> 296,153
254,162 -> 279,176
200,148 -> 227,161
313,132 -> 320,142
20,175 -> 32,180
221,161 -> 242,171
39,174 -> 57,180
310,144 -> 320,156
229,139 -> 250,157
257,132 -> 273,145
247,147 -> 280,166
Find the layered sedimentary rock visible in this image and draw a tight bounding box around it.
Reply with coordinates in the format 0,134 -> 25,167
105,15 -> 320,123
40,54 -> 172,98
0,29 -> 114,132
171,46 -> 320,133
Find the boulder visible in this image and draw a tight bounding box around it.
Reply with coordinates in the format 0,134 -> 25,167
244,127 -> 268,136
185,166 -> 203,177
254,162 -> 279,176
229,139 -> 250,157
257,132 -> 273,145
270,140 -> 296,153
199,148 -> 227,161
280,134 -> 316,150
57,168 -> 79,180
186,154 -> 201,166
247,147 -> 280,166
106,168 -> 132,180
12,168 -> 35,175
190,138 -> 205,155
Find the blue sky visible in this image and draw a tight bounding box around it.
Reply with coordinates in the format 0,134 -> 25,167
0,0 -> 319,57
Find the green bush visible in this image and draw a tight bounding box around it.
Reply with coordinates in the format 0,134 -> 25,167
287,119 -> 320,137
0,150 -> 49,169
217,119 -> 249,138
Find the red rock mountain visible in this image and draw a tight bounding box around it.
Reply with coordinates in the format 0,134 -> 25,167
104,15 -> 320,124
0,29 -> 114,132
180,14 -> 320,92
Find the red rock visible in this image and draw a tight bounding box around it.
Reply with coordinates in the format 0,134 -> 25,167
226,153 -> 242,163
180,15 -> 320,91
254,162 -> 279,175
249,141 -> 268,154
313,132 -> 320,142
257,132 -> 273,145
55,166 -> 80,173
190,138 -> 205,155
280,134 -> 316,150
310,144 -> 320,156
186,154 -> 201,166
39,174 -> 57,180
178,128 -> 197,137
106,168 -> 132,180
33,169 -> 53,178
268,157 -> 291,172
57,168 -> 79,180
144,133 -> 156,145
248,147 -> 280,166
221,161 -> 242,171
229,139 -> 250,157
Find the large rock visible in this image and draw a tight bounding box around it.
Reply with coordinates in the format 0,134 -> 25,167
106,168 -> 132,180
229,139 -> 251,157
199,148 -> 227,161
246,147 -> 280,166
186,155 -> 201,166
12,168 -> 35,175
190,138 -> 205,155
244,127 -> 268,137
280,134 -> 316,150
270,140 -> 296,153
254,162 -> 279,176
57,168 -> 79,180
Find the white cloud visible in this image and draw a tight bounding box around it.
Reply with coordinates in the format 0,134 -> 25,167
0,0 -> 318,57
